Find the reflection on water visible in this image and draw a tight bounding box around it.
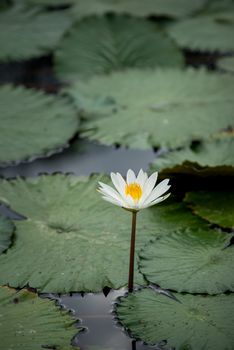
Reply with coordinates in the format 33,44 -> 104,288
43,289 -> 174,350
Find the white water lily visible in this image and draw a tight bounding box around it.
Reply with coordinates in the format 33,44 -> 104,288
98,169 -> 170,211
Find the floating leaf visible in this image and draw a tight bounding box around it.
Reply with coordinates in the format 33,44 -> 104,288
0,286 -> 78,350
217,56 -> 234,73
0,174 -> 161,292
71,0 -> 206,19
167,16 -> 234,52
184,191 -> 234,229
0,5 -> 71,61
0,175 -> 210,292
140,225 -> 234,294
151,136 -> 234,177
0,85 -> 78,166
25,0 -> 74,5
67,68 -> 234,149
55,15 -> 184,81
116,288 -> 234,349
0,215 -> 14,254
203,0 -> 234,23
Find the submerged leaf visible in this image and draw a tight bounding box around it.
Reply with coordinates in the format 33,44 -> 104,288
67,68 -> 234,149
116,288 -> 234,349
140,226 -> 234,294
0,286 -> 78,350
0,4 -> 71,61
0,85 -> 78,165
184,191 -> 234,229
55,15 -> 184,81
0,215 -> 14,254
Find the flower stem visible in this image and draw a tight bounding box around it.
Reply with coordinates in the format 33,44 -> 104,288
128,211 -> 137,293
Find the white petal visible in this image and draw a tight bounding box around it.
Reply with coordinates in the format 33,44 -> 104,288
116,172 -> 127,196
142,193 -> 171,209
139,172 -> 158,205
126,169 -> 136,184
98,182 -> 125,204
102,195 -> 123,207
136,169 -> 148,188
143,179 -> 170,206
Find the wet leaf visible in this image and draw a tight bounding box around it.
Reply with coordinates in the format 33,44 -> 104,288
0,286 -> 79,350
0,175 -> 209,293
151,136 -> 234,177
0,85 -> 78,166
140,226 -> 234,294
71,0 -> 206,19
116,288 -> 234,349
184,191 -> 234,229
0,4 -> 71,61
67,69 -> 234,149
0,215 -> 14,254
55,15 -> 184,81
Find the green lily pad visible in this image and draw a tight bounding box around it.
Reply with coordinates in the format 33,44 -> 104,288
71,0 -> 206,19
0,215 -> 14,254
67,68 -> 234,149
55,15 -> 184,81
0,175 -> 210,293
25,0 -> 74,5
0,286 -> 78,350
203,0 -> 234,23
0,85 -> 78,166
217,56 -> 234,73
140,225 -> 234,294
151,136 -> 234,177
184,191 -> 234,229
116,288 -> 234,349
0,4 -> 71,61
167,16 -> 234,52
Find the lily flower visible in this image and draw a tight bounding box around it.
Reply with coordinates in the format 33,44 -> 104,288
97,169 -> 170,211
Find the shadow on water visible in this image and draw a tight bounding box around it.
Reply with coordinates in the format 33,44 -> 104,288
42,289 -> 174,350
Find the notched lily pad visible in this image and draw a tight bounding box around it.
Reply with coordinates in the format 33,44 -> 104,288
151,136 -> 234,177
0,286 -> 79,350
140,226 -> 234,294
67,68 -> 234,149
55,15 -> 184,81
167,16 -> 234,52
116,288 -> 234,349
0,85 -> 78,166
184,191 -> 234,229
0,175 -> 211,293
0,215 -> 14,254
0,4 -> 71,61
71,0 -> 206,19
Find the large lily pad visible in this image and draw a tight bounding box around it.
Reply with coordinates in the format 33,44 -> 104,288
0,4 -> 71,61
184,191 -> 234,229
55,16 -> 184,81
116,288 -> 234,349
151,136 -> 234,177
0,215 -> 14,254
67,68 -> 234,149
0,85 -> 78,166
167,16 -> 234,52
140,226 -> 234,294
0,175 -> 210,293
71,0 -> 206,19
0,286 -> 78,350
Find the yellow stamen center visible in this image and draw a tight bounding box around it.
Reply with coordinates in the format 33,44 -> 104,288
125,183 -> 142,201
